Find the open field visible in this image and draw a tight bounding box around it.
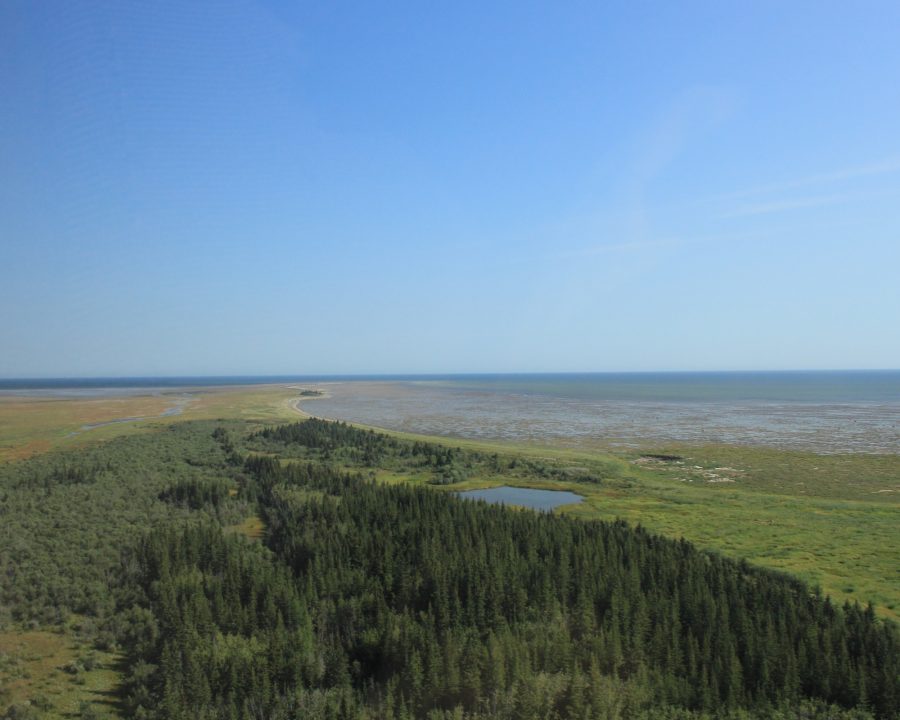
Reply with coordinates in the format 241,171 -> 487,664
0,627 -> 120,718
0,385 -> 300,462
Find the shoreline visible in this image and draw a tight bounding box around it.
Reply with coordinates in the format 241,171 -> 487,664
289,383 -> 900,457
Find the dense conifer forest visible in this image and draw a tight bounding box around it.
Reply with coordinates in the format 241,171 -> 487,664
1,420 -> 897,719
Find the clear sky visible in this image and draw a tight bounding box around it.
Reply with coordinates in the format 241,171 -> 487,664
2,1 -> 899,376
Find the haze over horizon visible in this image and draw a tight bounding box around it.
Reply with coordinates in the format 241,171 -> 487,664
2,369 -> 900,383
3,2 -> 899,376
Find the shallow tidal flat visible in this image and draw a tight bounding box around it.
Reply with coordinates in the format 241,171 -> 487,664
303,378 -> 900,454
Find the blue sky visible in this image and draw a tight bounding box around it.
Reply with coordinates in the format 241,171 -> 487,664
2,1 -> 899,376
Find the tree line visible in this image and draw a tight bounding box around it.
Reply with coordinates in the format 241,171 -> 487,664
117,430 -> 898,718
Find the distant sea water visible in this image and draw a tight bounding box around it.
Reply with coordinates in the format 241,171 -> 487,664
2,372 -> 898,453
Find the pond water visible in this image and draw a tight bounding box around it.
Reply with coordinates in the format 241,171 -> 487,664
67,394 -> 193,436
457,486 -> 584,512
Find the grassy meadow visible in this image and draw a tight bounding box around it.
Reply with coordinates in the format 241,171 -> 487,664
0,385 -> 300,462
0,626 -> 121,719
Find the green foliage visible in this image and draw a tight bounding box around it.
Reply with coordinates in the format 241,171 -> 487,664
255,418 -> 398,465
118,446 -> 897,719
1,704 -> 41,720
253,419 -> 485,485
159,477 -> 231,510
0,422 -> 240,624
2,419 -> 897,719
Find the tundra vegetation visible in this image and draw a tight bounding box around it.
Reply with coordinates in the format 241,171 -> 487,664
0,418 -> 897,719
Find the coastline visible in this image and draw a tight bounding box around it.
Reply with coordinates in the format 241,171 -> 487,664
289,379 -> 900,455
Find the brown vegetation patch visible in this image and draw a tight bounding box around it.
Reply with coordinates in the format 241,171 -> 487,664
0,630 -> 75,709
228,514 -> 265,541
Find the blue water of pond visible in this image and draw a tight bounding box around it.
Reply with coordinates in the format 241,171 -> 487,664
458,485 -> 584,512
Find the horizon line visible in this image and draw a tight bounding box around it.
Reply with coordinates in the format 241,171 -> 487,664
2,368 -> 899,384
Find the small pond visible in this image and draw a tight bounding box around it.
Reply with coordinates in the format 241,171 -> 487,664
457,485 -> 584,512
